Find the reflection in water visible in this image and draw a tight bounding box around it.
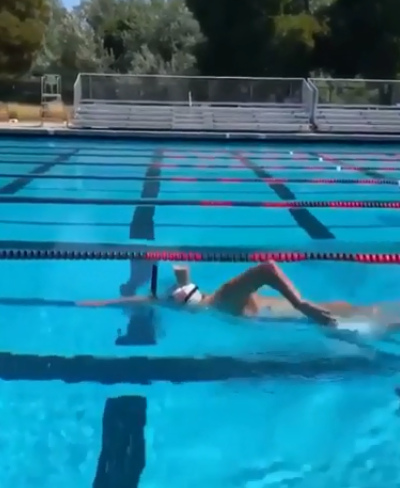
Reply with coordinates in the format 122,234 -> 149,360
120,260 -> 155,297
117,260 -> 157,346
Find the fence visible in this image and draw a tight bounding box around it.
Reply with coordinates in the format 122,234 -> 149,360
2,74 -> 400,112
0,77 -> 75,105
2,73 -> 400,129
309,78 -> 400,107
72,74 -> 307,107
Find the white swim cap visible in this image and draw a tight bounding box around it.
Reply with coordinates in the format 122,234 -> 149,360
172,284 -> 202,305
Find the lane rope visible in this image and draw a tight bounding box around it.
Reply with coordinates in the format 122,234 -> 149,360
1,147 -> 400,157
2,196 -> 400,207
1,173 -> 399,185
1,249 -> 400,263
1,161 -> 400,171
0,173 -> 400,186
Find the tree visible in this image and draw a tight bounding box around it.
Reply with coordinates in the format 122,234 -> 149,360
0,0 -> 50,77
130,0 -> 201,74
75,0 -> 201,74
185,0 -> 325,78
270,13 -> 326,77
34,0 -> 116,76
314,0 -> 400,79
186,0 -> 278,77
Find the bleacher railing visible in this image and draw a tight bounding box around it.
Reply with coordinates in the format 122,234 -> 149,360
73,73 -> 82,115
73,73 -> 310,107
308,78 -> 400,108
302,79 -> 316,123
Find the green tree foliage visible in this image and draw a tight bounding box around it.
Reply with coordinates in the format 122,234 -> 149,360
34,0 -> 108,76
185,0 -> 327,77
314,0 -> 400,79
271,13 -> 326,76
186,0 -> 277,76
2,0 -> 400,83
0,0 -> 50,77
74,0 -> 201,74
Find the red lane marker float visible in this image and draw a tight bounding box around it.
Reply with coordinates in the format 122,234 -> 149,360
2,249 -> 400,263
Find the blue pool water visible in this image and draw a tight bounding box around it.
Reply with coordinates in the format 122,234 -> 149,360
1,137 -> 400,487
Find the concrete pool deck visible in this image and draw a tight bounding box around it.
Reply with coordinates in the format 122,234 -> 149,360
0,122 -> 400,143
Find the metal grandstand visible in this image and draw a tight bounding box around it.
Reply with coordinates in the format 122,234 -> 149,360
71,74 -> 400,135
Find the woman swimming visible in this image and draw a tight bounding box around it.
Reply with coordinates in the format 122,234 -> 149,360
78,262 -> 346,325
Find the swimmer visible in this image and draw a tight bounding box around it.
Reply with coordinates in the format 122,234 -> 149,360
78,262 -> 345,325
79,261 -> 400,330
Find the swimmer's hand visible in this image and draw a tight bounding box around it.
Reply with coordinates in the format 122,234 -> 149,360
297,300 -> 337,326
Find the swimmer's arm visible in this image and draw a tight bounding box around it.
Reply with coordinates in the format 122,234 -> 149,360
77,296 -> 155,307
261,263 -> 336,325
265,262 -> 303,308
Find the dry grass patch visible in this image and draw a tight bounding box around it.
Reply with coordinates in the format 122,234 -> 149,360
0,102 -> 71,123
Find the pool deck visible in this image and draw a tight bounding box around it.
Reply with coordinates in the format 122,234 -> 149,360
1,122 -> 400,143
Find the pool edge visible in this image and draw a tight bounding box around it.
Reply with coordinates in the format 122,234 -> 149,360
1,126 -> 400,144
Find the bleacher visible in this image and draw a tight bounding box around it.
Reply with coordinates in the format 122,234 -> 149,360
73,103 -> 310,132
71,75 -> 313,133
309,78 -> 400,134
70,74 -> 400,135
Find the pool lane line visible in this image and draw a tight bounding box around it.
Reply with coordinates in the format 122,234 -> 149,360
129,149 -> 163,248
0,219 -> 393,230
94,396 -> 146,488
3,239 -> 400,253
0,350 -> 391,384
96,153 -> 162,484
0,149 -> 80,195
0,297 -> 161,308
1,173 -> 399,185
96,150 -> 163,486
3,196 -> 400,207
3,159 -> 400,171
1,146 -> 399,157
119,149 -> 164,346
233,152 -> 335,240
316,153 -> 398,182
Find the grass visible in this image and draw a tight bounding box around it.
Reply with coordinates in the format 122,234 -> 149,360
0,102 -> 72,123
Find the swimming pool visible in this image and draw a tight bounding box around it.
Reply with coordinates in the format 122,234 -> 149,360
1,136 -> 400,488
